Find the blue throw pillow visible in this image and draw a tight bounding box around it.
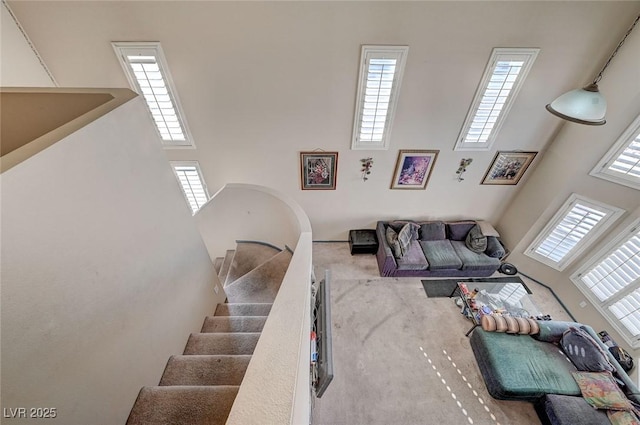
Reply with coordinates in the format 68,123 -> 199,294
485,236 -> 506,258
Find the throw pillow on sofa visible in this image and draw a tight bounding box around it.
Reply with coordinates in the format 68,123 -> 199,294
386,227 -> 403,259
571,371 -> 634,411
561,327 -> 614,373
397,223 -> 415,257
388,221 -> 420,240
485,236 -> 506,258
465,224 -> 487,253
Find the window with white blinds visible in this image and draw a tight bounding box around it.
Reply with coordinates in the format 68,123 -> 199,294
572,220 -> 640,347
113,42 -> 193,148
454,48 -> 539,151
170,162 -> 209,214
525,194 -> 624,271
590,114 -> 640,190
351,46 -> 408,150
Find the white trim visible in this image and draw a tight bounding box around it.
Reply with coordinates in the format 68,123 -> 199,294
351,45 -> 409,150
2,0 -> 58,86
112,42 -> 195,149
525,193 -> 625,271
571,219 -> 640,348
590,114 -> 640,191
170,161 -> 209,214
454,48 -> 539,151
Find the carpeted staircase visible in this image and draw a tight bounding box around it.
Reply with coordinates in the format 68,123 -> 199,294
126,241 -> 291,425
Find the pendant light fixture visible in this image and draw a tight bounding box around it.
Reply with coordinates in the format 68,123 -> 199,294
546,14 -> 639,126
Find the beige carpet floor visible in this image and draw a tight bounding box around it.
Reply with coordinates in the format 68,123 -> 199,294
311,242 -> 574,425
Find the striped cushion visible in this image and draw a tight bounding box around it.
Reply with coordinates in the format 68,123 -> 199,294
481,315 -> 540,335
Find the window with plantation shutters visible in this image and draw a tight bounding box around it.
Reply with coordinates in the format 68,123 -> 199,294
170,162 -> 209,214
454,48 -> 539,151
525,194 -> 624,271
351,46 -> 408,150
572,220 -> 640,347
113,42 -> 194,148
591,115 -> 640,190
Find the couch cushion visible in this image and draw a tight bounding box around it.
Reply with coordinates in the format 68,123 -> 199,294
447,221 -> 477,240
419,240 -> 462,270
419,221 -> 446,241
451,240 -> 501,271
543,394 -> 610,425
396,240 -> 429,271
485,236 -> 506,258
470,329 -> 581,401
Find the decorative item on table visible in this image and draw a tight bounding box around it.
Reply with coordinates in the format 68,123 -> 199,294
456,158 -> 473,182
360,157 -> 373,181
481,151 -> 537,185
300,151 -> 338,190
390,150 -> 439,190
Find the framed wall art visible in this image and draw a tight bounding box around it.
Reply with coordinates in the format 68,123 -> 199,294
300,151 -> 338,190
390,150 -> 439,190
481,151 -> 537,185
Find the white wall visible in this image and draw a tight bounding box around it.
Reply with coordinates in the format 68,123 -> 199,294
7,1 -> 639,240
498,27 -> 640,357
0,97 -> 225,424
0,1 -> 54,86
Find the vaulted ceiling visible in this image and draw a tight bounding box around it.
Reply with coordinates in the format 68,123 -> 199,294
6,1 -> 640,239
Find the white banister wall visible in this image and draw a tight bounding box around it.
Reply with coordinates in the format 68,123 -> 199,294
194,183 -> 313,425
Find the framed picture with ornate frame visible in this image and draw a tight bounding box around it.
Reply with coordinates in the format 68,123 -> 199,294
390,150 -> 439,190
481,151 -> 537,185
300,151 -> 338,190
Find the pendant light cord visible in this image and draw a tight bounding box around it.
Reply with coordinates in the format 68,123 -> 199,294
593,14 -> 640,85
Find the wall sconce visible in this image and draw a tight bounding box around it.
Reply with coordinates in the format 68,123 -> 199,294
360,157 -> 373,181
456,158 -> 473,182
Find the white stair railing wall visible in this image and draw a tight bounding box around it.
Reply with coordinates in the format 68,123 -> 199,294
194,183 -> 313,425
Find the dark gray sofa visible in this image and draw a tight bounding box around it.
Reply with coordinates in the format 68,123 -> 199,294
469,321 -> 640,425
375,220 -> 503,277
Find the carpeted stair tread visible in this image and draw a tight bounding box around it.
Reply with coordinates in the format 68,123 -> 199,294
126,385 -> 239,425
159,355 -> 251,386
217,250 -> 235,285
224,241 -> 282,287
225,250 -> 292,303
201,316 -> 267,333
184,333 -> 260,355
214,303 -> 272,317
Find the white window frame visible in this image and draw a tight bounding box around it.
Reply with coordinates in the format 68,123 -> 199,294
170,161 -> 209,214
525,194 -> 624,271
112,42 -> 195,148
571,219 -> 640,348
351,45 -> 409,150
454,48 -> 539,151
590,114 -> 640,191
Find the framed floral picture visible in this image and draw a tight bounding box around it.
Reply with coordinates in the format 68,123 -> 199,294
300,151 -> 338,190
481,151 -> 537,185
390,150 -> 439,190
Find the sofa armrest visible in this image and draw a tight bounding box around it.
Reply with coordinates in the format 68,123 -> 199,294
376,221 -> 397,276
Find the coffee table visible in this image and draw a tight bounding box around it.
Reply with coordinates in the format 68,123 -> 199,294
450,281 -> 543,336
